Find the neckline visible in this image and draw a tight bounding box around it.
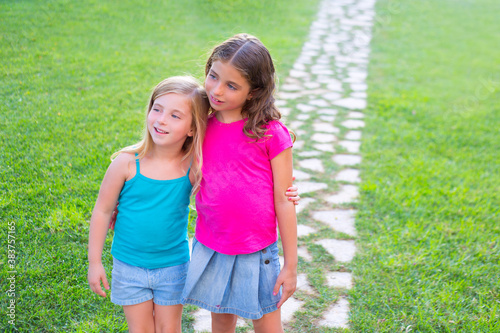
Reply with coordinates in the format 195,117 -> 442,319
212,114 -> 248,126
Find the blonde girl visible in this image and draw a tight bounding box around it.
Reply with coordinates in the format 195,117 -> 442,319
87,76 -> 209,333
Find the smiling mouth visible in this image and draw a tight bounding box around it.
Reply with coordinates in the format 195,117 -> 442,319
210,95 -> 223,103
155,127 -> 168,134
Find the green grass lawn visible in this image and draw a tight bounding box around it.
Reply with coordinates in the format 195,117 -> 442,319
0,0 -> 319,331
351,0 -> 500,331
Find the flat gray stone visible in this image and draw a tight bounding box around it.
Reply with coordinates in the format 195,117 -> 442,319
344,130 -> 362,140
341,119 -> 365,129
297,246 -> 313,261
295,181 -> 328,194
304,81 -> 321,89
333,97 -> 367,110
297,224 -> 317,237
332,154 -> 361,166
323,92 -> 343,101
313,143 -> 335,152
281,84 -> 302,91
351,83 -> 368,91
319,115 -> 335,122
327,81 -> 343,91
351,91 -> 368,99
316,239 -> 356,262
338,140 -> 361,153
275,99 -> 287,107
325,185 -> 359,204
312,133 -> 336,143
296,114 -> 310,120
326,272 -> 353,289
281,297 -> 305,323
312,209 -> 357,236
309,99 -> 330,107
296,103 -> 316,113
296,129 -> 307,136
297,273 -> 315,294
347,111 -> 365,118
289,69 -> 310,78
278,92 -> 302,100
295,197 -> 316,215
298,158 -> 324,172
280,107 -> 291,116
318,296 -> 350,328
313,123 -> 339,133
289,120 -> 304,129
293,169 -> 311,180
298,150 -> 322,157
318,108 -> 338,115
294,140 -> 305,150
335,168 -> 360,183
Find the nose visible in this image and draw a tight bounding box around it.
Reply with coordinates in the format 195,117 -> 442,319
157,111 -> 169,124
213,82 -> 223,96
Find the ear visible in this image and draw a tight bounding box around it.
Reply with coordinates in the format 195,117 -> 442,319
187,128 -> 194,137
247,88 -> 258,100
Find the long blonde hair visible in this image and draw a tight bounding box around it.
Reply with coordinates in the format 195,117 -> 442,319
113,76 -> 209,192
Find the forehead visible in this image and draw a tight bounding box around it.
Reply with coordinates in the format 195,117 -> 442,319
153,93 -> 191,112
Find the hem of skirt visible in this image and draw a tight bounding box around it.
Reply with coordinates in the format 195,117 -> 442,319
182,297 -> 278,320
111,295 -> 153,306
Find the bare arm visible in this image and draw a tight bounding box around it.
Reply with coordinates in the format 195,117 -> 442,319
87,154 -> 130,297
270,147 -> 298,308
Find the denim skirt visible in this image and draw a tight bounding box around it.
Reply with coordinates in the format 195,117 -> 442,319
182,238 -> 282,319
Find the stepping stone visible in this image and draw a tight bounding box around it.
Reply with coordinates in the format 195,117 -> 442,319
333,97 -> 367,110
309,99 -> 330,107
293,63 -> 307,71
289,120 -> 304,129
332,154 -> 361,166
313,123 -> 339,133
327,81 -> 343,92
296,103 -> 316,113
297,246 -> 313,261
316,239 -> 356,262
294,140 -> 305,150
275,99 -> 287,107
344,130 -> 362,140
280,107 -> 291,116
312,133 -> 336,143
281,297 -> 305,323
304,81 -> 321,89
318,108 -> 338,115
326,272 -> 353,289
296,197 -> 316,215
313,143 -> 335,152
295,181 -> 328,194
323,92 -> 343,101
281,84 -> 302,91
192,309 -> 247,332
296,114 -> 310,120
293,169 -> 311,180
351,91 -> 367,99
289,69 -> 310,78
347,111 -> 364,118
338,140 -> 361,153
297,273 -> 315,294
335,168 -> 360,183
312,209 -> 357,236
319,296 -> 350,328
351,83 -> 368,91
325,184 -> 359,204
298,150 -> 322,157
312,68 -> 335,76
319,115 -> 335,122
341,119 -> 365,129
278,92 -> 302,100
298,158 -> 324,173
297,224 -> 317,237
296,129 -> 307,136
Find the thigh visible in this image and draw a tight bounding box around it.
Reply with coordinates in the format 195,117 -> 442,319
252,309 -> 283,333
153,304 -> 183,333
211,312 -> 238,333
123,300 -> 155,333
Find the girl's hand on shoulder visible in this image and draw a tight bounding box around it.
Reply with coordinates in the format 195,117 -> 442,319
273,265 -> 297,308
87,262 -> 110,297
285,176 -> 300,205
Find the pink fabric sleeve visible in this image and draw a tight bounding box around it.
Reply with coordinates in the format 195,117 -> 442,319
266,121 -> 293,160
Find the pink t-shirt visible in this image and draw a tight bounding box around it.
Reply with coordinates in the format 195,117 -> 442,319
195,115 -> 293,255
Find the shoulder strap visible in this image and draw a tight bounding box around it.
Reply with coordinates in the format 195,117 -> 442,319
186,159 -> 193,176
135,153 -> 140,174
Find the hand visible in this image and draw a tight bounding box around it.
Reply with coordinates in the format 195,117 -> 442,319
273,265 -> 297,308
286,177 -> 300,206
108,202 -> 119,230
88,262 -> 110,297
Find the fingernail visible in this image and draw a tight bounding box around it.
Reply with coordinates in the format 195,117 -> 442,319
288,197 -> 291,201
273,292 -> 277,296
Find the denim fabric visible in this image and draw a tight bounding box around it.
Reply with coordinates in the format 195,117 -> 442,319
111,257 -> 188,306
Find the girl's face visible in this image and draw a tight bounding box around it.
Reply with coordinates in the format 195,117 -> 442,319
147,93 -> 193,149
205,60 -> 252,115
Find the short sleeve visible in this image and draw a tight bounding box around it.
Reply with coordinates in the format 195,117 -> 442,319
265,121 -> 293,160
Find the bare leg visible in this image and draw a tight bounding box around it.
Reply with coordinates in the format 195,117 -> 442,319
153,303 -> 183,333
252,309 -> 283,333
123,300 -> 155,333
212,312 -> 238,333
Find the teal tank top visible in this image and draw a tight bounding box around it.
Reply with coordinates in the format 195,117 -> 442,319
111,156 -> 192,269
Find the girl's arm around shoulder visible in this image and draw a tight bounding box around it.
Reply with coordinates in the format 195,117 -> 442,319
270,147 -> 298,308
87,153 -> 132,297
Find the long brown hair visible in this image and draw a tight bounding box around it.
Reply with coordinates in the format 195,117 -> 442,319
206,33 -> 283,140
113,76 -> 209,193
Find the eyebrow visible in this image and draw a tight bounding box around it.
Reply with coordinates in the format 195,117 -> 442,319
210,69 -> 243,89
152,103 -> 188,115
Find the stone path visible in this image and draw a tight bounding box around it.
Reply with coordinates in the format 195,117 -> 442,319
191,0 -> 376,330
